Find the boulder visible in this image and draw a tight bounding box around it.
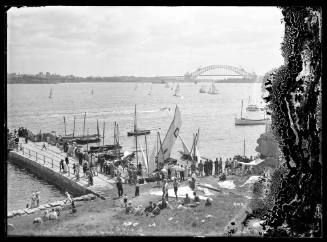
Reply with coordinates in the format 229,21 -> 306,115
57,201 -> 65,206
24,209 -> 33,214
16,209 -> 25,216
44,204 -> 51,208
39,205 -> 47,210
7,212 -> 14,218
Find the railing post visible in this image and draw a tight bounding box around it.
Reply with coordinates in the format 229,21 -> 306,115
52,159 -> 53,168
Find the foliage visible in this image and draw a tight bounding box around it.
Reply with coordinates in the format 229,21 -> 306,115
262,7 -> 322,237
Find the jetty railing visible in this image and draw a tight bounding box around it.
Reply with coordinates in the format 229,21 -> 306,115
17,146 -> 60,170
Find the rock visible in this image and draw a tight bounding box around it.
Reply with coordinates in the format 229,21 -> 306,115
133,222 -> 139,227
16,209 -> 25,215
44,204 -> 51,208
7,212 -> 14,218
168,217 -> 173,221
39,205 -> 47,210
57,201 -> 65,206
73,196 -> 84,201
7,223 -> 15,231
33,217 -> 42,224
24,209 -> 33,214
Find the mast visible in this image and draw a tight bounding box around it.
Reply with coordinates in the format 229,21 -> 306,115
241,100 -> 243,119
83,112 -> 86,138
116,122 -> 120,160
243,138 -> 245,157
248,96 -> 250,105
145,133 -> 149,173
134,104 -> 138,165
63,116 -> 67,136
102,121 -> 105,146
87,129 -> 89,151
97,119 -> 99,139
157,131 -> 164,170
73,116 -> 75,138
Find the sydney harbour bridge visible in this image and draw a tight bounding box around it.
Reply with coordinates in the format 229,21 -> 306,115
156,65 -> 257,82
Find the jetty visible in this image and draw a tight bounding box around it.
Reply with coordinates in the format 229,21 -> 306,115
8,138 -> 117,200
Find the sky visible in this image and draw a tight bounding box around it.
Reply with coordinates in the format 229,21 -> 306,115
7,6 -> 284,77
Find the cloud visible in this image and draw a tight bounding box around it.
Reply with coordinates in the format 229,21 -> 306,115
7,6 -> 284,76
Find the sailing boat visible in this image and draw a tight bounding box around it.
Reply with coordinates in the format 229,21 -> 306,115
179,128 -> 201,162
127,105 -> 151,136
148,84 -> 152,95
91,89 -> 94,95
207,81 -> 218,94
199,85 -> 206,93
74,113 -> 101,144
48,88 -> 53,98
173,83 -> 182,97
235,100 -> 268,125
147,105 -> 182,173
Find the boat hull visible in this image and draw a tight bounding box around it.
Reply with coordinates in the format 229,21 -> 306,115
127,130 -> 151,136
75,137 -> 101,144
235,118 -> 268,125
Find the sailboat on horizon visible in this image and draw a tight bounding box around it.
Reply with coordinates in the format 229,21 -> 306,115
48,88 -> 53,98
173,83 -> 182,97
127,105 -> 151,136
207,81 -> 219,94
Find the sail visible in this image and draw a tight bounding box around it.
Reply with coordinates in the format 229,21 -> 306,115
179,135 -> 191,157
195,145 -> 201,163
174,83 -> 180,96
160,105 -> 182,160
49,88 -> 53,98
148,135 -> 164,173
140,145 -> 148,173
212,82 -> 217,93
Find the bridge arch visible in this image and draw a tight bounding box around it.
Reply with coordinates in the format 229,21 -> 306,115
185,65 -> 256,80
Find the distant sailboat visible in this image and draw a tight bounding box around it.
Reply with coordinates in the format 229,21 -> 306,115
91,89 -> 94,95
48,88 -> 53,98
207,81 -> 218,94
127,105 -> 151,136
134,84 -> 138,91
173,83 -> 181,97
148,84 -> 152,95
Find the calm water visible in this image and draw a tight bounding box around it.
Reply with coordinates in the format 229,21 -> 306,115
7,161 -> 66,211
7,82 -> 266,209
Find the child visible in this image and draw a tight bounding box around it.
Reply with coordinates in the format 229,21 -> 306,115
123,194 -> 128,207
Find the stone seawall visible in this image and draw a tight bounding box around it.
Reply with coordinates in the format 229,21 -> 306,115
8,151 -> 93,197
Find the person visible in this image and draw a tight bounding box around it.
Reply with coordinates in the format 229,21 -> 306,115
173,178 -> 179,200
125,201 -> 134,214
219,158 -> 223,174
158,197 -> 168,210
151,202 -> 161,216
191,162 -> 196,174
198,160 -> 203,177
205,197 -> 212,206
190,177 -> 196,191
73,163 -> 76,175
25,136 -> 28,144
41,142 -> 47,150
144,201 -> 154,215
164,179 -> 169,201
65,156 -> 70,175
182,193 -> 191,206
65,191 -> 73,204
209,159 -> 213,176
123,194 -> 128,207
30,192 -> 36,208
162,180 -> 166,198
215,158 -> 219,175
35,191 -> 40,207
180,165 -> 185,181
117,177 -> 123,197
193,192 -> 200,203
82,160 -> 87,177
167,164 -> 172,180
47,136 -> 50,146
89,171 -> 93,186
135,180 -> 140,197
75,163 -> 80,182
59,159 -> 64,172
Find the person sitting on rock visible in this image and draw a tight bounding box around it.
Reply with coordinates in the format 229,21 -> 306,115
151,203 -> 161,216
182,193 -> 191,206
157,197 -> 169,210
193,192 -> 200,204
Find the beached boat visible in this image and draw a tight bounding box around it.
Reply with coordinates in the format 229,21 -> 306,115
207,81 -> 218,94
199,86 -> 206,93
235,100 -> 268,125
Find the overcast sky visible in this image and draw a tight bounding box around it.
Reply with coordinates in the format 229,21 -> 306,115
7,6 -> 284,77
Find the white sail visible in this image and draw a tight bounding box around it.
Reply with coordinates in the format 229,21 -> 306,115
159,105 -> 182,160
173,83 -> 181,96
179,135 -> 191,157
148,134 -> 165,173
140,145 -> 148,173
49,88 -> 53,98
208,82 -> 218,94
195,145 -> 201,163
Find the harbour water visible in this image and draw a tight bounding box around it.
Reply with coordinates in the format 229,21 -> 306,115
7,82 -> 266,209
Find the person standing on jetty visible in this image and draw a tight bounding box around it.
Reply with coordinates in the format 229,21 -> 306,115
135,180 -> 140,197
198,160 -> 204,177
180,165 -> 185,181
75,163 -> 80,181
41,142 -> 47,150
116,177 -> 123,197
35,191 -> 40,207
59,159 -> 64,172
65,156 -> 70,176
173,178 -> 179,200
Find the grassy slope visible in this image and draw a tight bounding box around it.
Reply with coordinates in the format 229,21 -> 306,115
7,175 -> 252,236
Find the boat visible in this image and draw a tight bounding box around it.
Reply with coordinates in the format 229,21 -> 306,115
173,83 -> 181,97
148,84 -> 152,95
148,105 -> 182,173
246,96 -> 260,111
91,89 -> 94,95
207,81 -> 218,94
235,100 -> 268,125
127,105 -> 151,136
48,88 -> 53,98
246,104 -> 260,112
199,86 -> 206,93
75,136 -> 101,144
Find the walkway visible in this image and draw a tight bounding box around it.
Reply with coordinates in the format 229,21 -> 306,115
15,138 -> 116,199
